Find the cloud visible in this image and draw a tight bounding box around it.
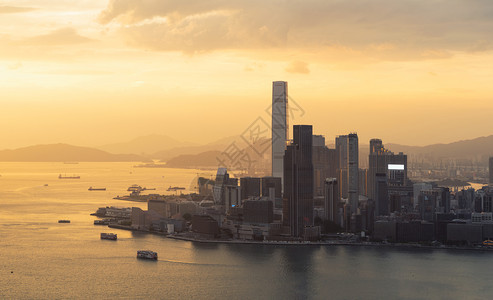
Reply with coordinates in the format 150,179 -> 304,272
0,6 -> 36,14
98,0 -> 493,61
19,28 -> 95,46
285,61 -> 310,74
244,62 -> 265,72
0,28 -> 97,62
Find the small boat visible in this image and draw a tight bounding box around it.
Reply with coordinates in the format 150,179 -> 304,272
167,186 -> 186,191
483,240 -> 493,246
100,233 -> 117,240
94,219 -> 108,225
58,220 -> 70,223
44,184 -> 49,186
59,174 -> 80,179
137,250 -> 158,260
127,184 -> 143,192
88,187 -> 106,191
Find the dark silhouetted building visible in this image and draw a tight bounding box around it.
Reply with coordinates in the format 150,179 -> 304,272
192,215 -> 220,237
375,173 -> 388,216
313,135 -> 337,198
284,125 -> 314,237
368,139 -> 408,205
335,135 -> 348,200
418,188 -> 450,221
240,177 -> 261,200
243,200 -> 273,224
335,133 -> 359,214
261,176 -> 282,199
324,178 -> 338,222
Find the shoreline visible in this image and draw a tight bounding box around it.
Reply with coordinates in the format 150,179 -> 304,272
106,224 -> 493,252
166,235 -> 493,251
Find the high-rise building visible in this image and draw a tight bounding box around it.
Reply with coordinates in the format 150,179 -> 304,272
359,168 -> 368,197
368,139 -> 408,204
347,133 -> 359,214
283,125 -> 314,237
324,178 -> 338,222
272,81 -> 288,189
261,177 -> 282,199
240,177 -> 261,200
370,138 -> 383,154
375,173 -> 388,216
335,134 -> 359,215
335,135 -> 348,199
213,168 -> 239,212
243,200 -> 274,224
312,135 -> 337,198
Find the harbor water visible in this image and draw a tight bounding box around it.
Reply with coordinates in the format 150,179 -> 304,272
1,162 -> 492,299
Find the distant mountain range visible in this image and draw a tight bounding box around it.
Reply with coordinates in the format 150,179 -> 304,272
151,136 -> 237,162
386,135 -> 493,160
1,134 -> 493,163
163,151 -> 222,169
0,143 -> 146,162
98,134 -> 199,155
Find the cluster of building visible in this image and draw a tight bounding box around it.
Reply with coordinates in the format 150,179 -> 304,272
112,81 -> 493,246
186,81 -> 493,245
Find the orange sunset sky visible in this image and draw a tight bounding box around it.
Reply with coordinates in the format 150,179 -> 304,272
1,0 -> 493,149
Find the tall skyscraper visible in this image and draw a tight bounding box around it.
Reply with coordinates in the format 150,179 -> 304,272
375,173 -> 389,216
335,134 -> 359,214
283,125 -> 314,237
368,139 -> 408,214
312,134 -> 336,198
324,178 -> 338,222
272,81 -> 288,189
335,135 -> 348,199
240,177 -> 261,200
347,133 -> 359,214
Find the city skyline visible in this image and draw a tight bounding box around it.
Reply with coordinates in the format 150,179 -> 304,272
3,1 -> 493,298
2,0 -> 493,149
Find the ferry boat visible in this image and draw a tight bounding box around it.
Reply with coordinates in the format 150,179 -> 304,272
59,174 -> 80,179
58,220 -> 70,223
100,233 -> 117,240
483,240 -> 493,246
137,250 -> 158,260
127,184 -> 143,192
94,219 -> 108,225
88,187 -> 106,191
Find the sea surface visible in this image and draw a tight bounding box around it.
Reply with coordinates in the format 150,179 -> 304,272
1,162 -> 492,299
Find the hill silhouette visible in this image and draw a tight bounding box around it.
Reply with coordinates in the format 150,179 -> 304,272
0,143 -> 147,162
98,134 -> 198,155
386,135 -> 493,161
163,151 -> 222,169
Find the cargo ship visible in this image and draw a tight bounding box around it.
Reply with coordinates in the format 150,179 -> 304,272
100,233 -> 117,240
167,186 -> 185,191
89,187 -> 106,191
137,250 -> 158,260
59,174 -> 80,179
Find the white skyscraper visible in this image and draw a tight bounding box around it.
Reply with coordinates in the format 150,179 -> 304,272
272,81 -> 288,189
